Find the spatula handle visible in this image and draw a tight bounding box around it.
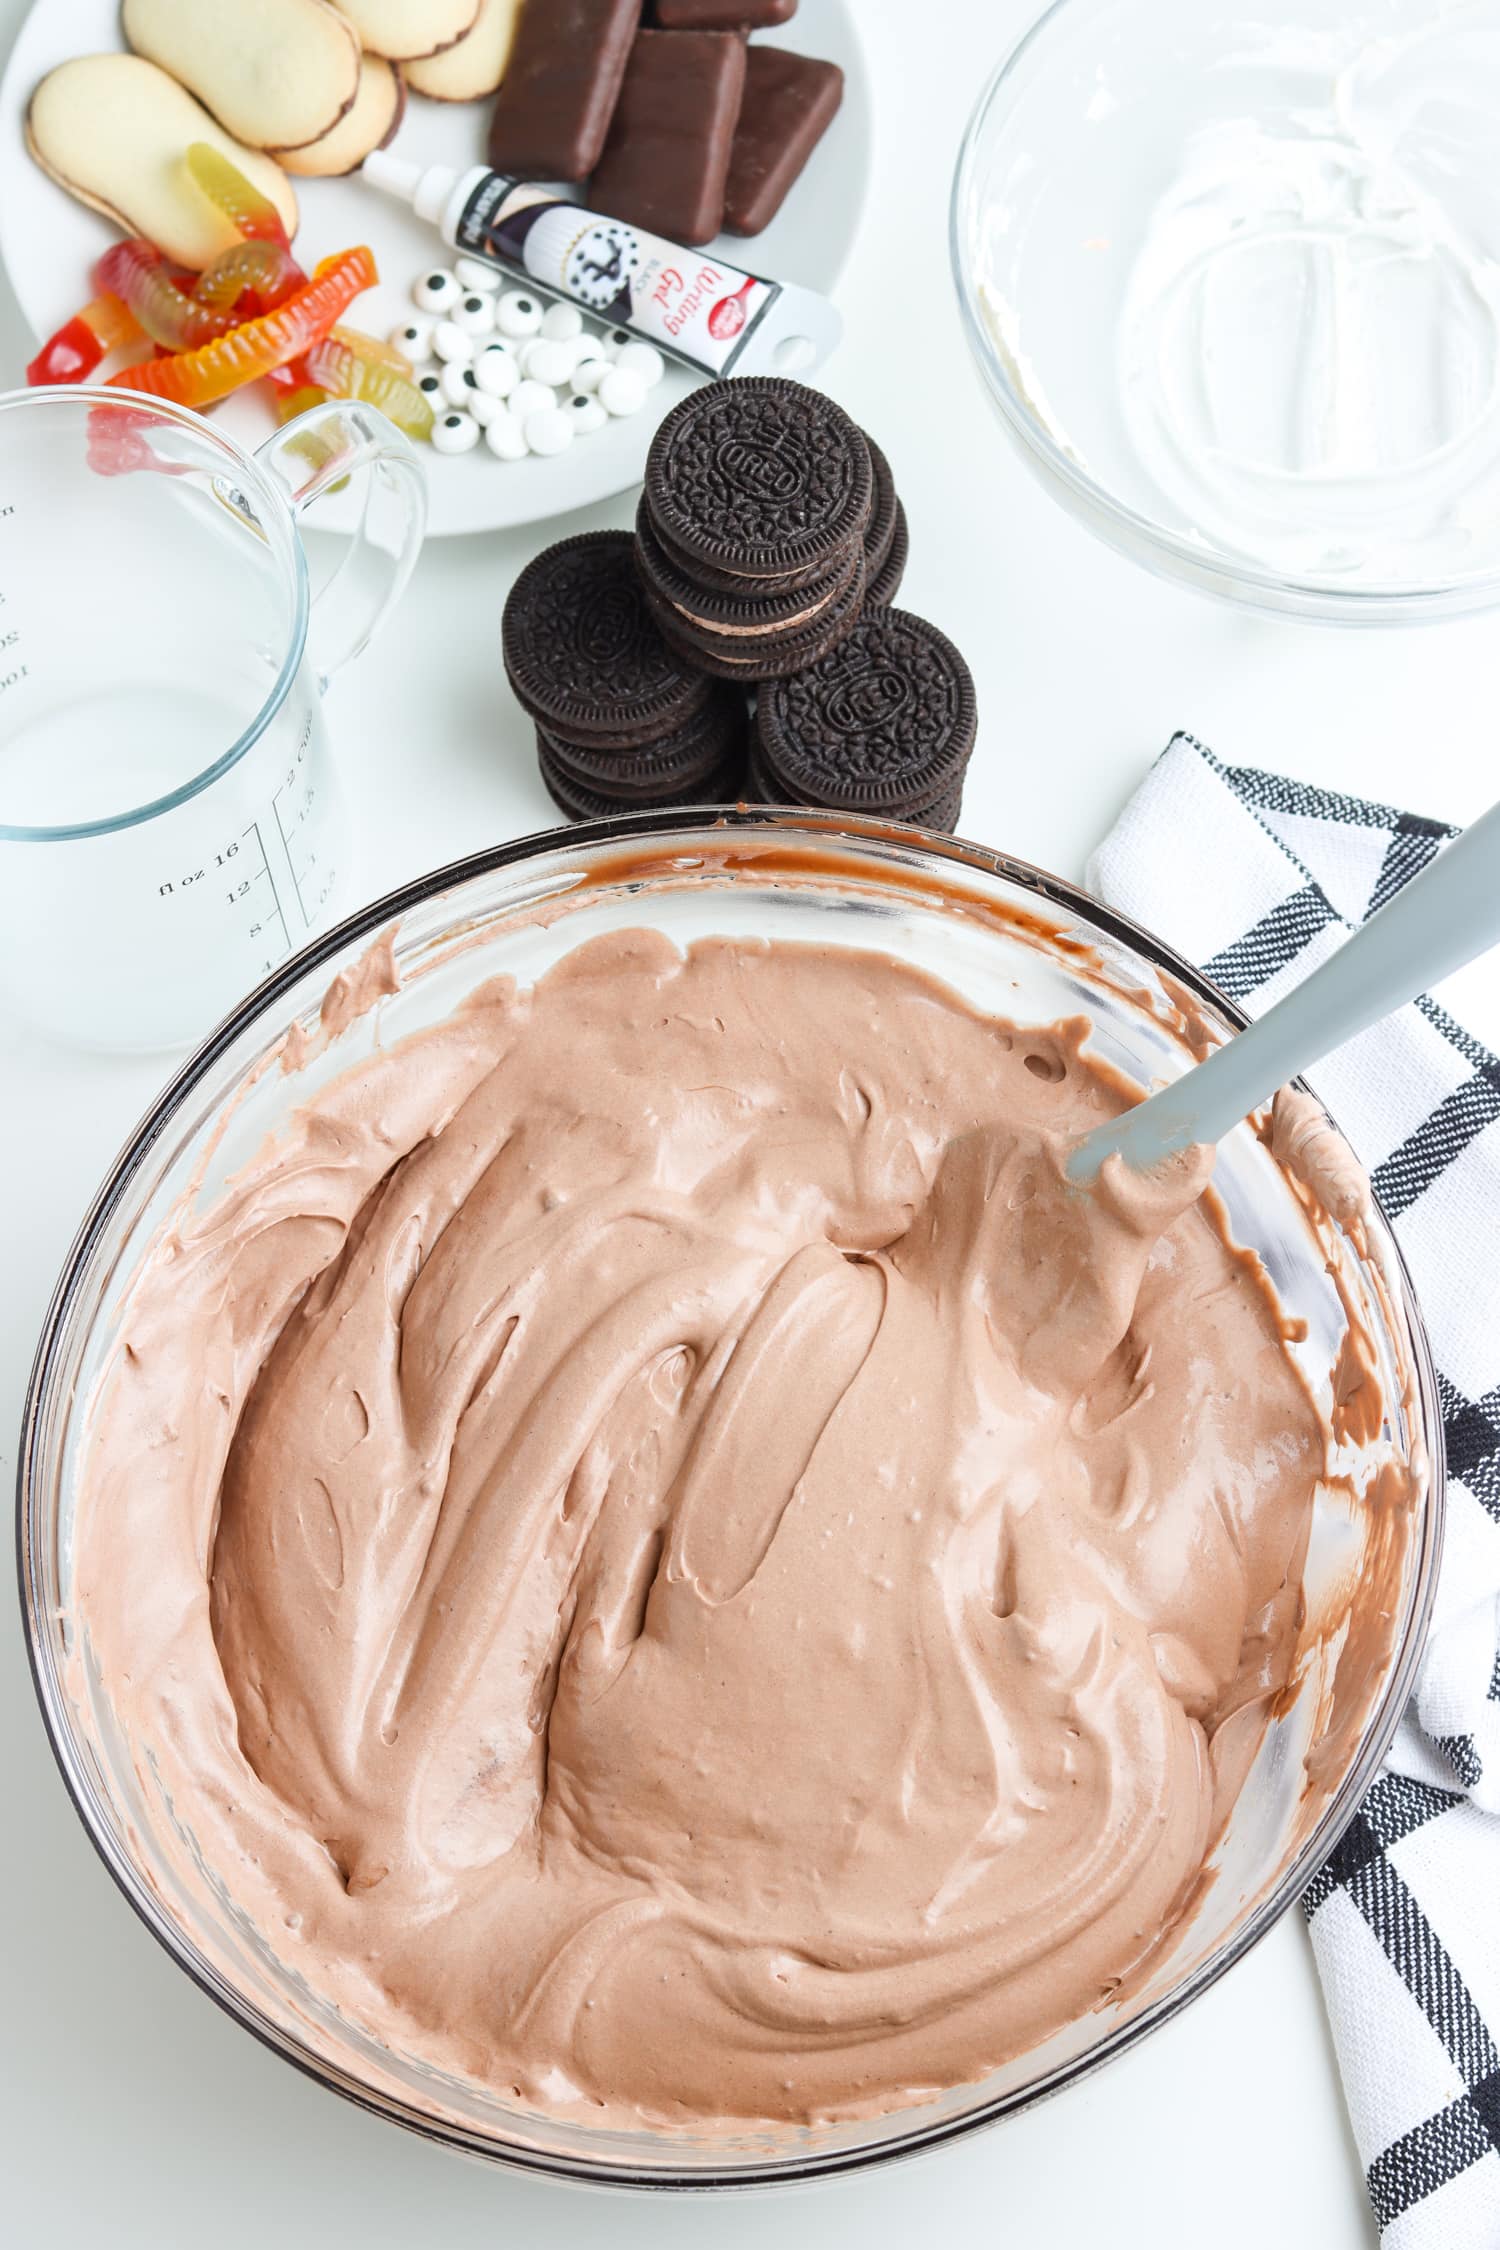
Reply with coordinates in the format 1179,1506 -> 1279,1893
1069,797 -> 1500,1182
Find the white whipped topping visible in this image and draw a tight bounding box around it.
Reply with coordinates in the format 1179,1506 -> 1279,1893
1116,9 -> 1500,588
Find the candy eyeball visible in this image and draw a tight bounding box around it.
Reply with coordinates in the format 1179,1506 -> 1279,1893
612,340 -> 665,388
496,291 -> 543,339
540,300 -> 584,343
454,292 -> 496,338
466,388 -> 503,428
484,409 -> 528,461
432,319 -> 475,364
415,371 -> 444,401
454,255 -> 501,294
440,360 -> 481,407
564,391 -> 608,434
524,406 -> 574,457
569,356 -> 607,396
389,318 -> 434,363
508,377 -> 555,420
431,410 -> 481,455
471,342 -> 518,398
521,337 -> 577,387
604,327 -> 633,357
598,366 -> 647,417
413,268 -> 460,313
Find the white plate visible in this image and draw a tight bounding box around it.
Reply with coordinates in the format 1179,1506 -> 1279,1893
0,0 -> 870,536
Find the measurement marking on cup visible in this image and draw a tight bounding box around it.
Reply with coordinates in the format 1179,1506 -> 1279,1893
244,819 -> 290,955
274,717 -> 316,927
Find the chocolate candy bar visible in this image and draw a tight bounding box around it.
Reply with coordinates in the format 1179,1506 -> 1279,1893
487,0 -> 642,182
589,28 -> 747,248
723,45 -> 843,236
654,0 -> 796,23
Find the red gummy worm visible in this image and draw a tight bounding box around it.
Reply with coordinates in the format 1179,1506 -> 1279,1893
26,292 -> 139,384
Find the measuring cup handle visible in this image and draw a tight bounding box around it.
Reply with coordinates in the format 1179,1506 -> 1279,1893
255,400 -> 426,688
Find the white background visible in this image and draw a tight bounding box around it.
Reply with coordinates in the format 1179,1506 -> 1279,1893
7,0 -> 1500,2241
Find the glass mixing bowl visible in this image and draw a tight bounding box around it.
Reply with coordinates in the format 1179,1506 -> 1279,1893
18,809 -> 1442,2188
951,0 -> 1500,623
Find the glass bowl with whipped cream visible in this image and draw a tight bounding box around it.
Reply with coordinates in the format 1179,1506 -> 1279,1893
951,0 -> 1500,621
19,809 -> 1441,2187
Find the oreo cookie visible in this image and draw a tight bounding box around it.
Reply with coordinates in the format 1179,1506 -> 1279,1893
648,548 -> 868,682
755,606 -> 976,815
542,684 -> 747,800
644,377 -> 872,584
503,531 -> 709,748
635,505 -> 853,639
747,739 -> 963,834
866,503 -> 909,609
863,438 -> 899,580
636,496 -> 841,599
745,741 -> 786,806
538,737 -> 747,823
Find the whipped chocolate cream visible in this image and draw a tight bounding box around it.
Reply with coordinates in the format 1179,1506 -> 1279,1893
74,932 -> 1330,2128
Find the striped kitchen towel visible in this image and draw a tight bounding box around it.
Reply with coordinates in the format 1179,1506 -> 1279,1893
1089,733 -> 1500,2250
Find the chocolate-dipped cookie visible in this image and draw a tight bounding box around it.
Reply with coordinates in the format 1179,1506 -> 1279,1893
723,44 -> 844,237
590,28 -> 747,249
503,531 -> 710,748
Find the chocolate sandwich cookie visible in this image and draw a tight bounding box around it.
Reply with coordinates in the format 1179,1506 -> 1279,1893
863,438 -> 898,579
539,738 -> 747,823
648,546 -> 868,680
746,739 -> 963,833
541,684 -> 748,798
636,506 -> 859,639
644,377 -> 872,586
755,606 -> 976,813
503,531 -> 711,749
745,741 -> 783,803
635,494 -> 841,600
866,502 -> 909,608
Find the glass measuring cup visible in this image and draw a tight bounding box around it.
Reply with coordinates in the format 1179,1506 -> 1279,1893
0,386 -> 425,1051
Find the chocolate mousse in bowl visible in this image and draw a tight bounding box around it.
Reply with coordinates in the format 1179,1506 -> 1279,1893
19,810 -> 1440,2186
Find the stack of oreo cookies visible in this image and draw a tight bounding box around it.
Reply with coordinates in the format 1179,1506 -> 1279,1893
635,377 -> 906,680
750,607 -> 977,834
501,384 -> 964,828
502,531 -> 748,819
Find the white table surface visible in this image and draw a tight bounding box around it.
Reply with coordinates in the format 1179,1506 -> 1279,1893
5,0 -> 1497,2241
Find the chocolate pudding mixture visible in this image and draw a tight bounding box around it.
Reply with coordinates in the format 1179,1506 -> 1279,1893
76,932 -> 1328,2127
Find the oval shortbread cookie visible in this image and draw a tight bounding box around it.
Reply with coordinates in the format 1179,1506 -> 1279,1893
122,0 -> 361,153
27,55 -> 299,269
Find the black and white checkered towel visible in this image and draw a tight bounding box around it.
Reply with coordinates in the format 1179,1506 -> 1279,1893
1089,734 -> 1500,2250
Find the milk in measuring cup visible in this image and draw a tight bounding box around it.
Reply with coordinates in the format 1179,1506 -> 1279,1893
0,652 -> 344,1052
